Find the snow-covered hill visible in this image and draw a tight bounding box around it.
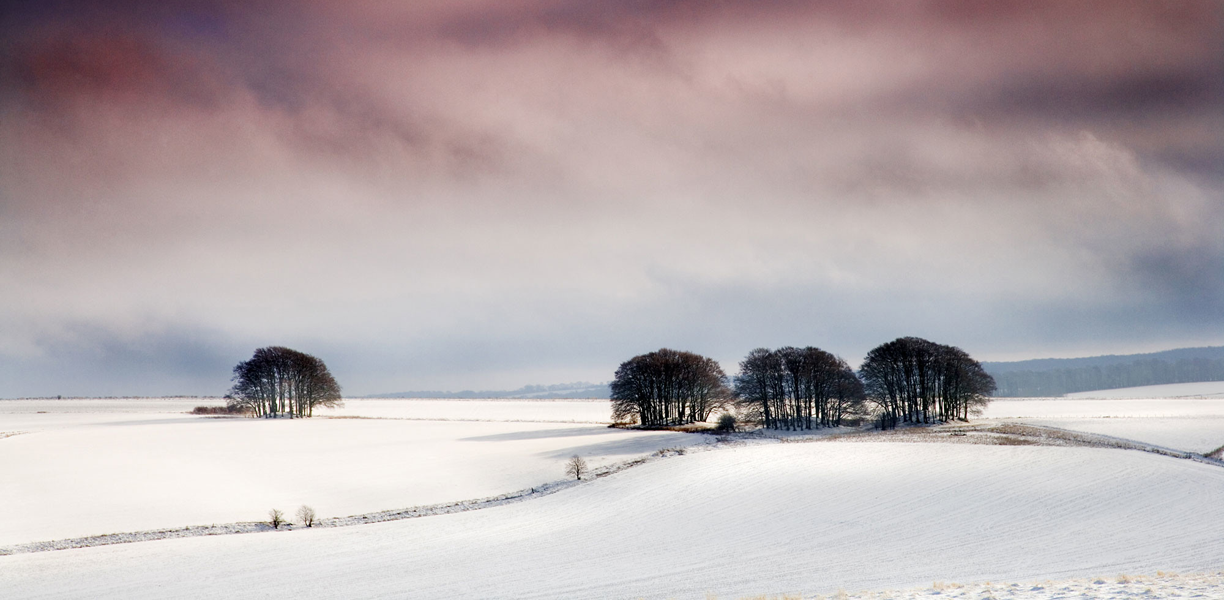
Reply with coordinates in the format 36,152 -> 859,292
3,441 -> 1224,599
0,398 -> 692,546
983,398 -> 1224,453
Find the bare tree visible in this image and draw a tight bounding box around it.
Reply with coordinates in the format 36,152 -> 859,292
860,337 -> 995,428
734,346 -> 865,430
228,347 -> 343,418
269,508 -> 285,529
566,455 -> 588,480
610,348 -> 732,427
296,505 -> 316,527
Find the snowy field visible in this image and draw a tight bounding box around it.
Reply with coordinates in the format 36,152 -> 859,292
0,397 -> 693,547
330,398 -> 614,422
982,398 -> 1224,454
838,572 -> 1224,600
4,396 -> 1224,598
2,442 -> 1223,599
1065,381 -> 1224,399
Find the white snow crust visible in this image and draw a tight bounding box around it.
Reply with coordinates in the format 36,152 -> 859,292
835,571 -> 1224,599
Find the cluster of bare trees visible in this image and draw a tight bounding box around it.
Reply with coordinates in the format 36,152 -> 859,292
268,505 -> 316,529
859,337 -> 995,429
227,346 -> 343,418
611,338 -> 994,431
733,347 -> 865,430
610,348 -> 733,427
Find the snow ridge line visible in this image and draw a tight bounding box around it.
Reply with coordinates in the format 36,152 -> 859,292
0,442 -> 714,556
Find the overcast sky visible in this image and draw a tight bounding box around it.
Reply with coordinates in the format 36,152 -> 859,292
1,1 -> 1221,397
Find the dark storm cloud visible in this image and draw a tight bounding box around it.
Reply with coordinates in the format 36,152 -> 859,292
1128,243 -> 1224,319
0,323 -> 240,397
1,0 -> 1221,395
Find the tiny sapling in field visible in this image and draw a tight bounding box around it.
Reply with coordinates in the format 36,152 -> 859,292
565,455 -> 588,480
297,505 -> 316,527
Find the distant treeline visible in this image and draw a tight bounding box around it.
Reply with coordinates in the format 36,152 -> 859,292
985,347 -> 1224,397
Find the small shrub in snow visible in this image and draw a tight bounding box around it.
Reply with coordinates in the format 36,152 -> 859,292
565,455 -> 587,480
269,509 -> 285,529
190,405 -> 250,415
653,447 -> 688,457
296,505 -> 316,527
994,435 -> 1038,446
716,413 -> 737,432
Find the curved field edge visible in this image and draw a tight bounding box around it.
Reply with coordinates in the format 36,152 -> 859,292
4,422 -> 1220,556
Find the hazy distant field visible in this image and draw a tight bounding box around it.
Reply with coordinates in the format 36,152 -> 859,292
1065,381 -> 1224,399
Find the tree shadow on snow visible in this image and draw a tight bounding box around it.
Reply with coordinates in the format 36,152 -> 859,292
100,417 -> 261,427
537,433 -> 694,459
460,426 -> 623,442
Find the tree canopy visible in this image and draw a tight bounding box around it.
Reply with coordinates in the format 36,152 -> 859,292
858,337 -> 995,428
227,346 -> 342,418
733,346 -> 864,430
610,348 -> 732,427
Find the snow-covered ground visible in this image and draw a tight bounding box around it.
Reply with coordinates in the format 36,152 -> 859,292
836,571 -> 1224,600
982,399 -> 1224,454
5,397 -> 1224,599
2,442 -> 1222,599
1014,418 -> 1224,454
982,398 -> 1224,419
0,397 -> 693,547
1065,381 -> 1224,399
330,398 -> 614,422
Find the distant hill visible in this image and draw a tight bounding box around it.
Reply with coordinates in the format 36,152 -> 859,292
983,346 -> 1224,397
365,382 -> 611,400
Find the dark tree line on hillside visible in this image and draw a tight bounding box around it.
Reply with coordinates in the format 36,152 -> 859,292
610,348 -> 733,426
227,347 -> 343,418
859,337 -> 995,429
990,358 -> 1224,396
733,347 -> 865,430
